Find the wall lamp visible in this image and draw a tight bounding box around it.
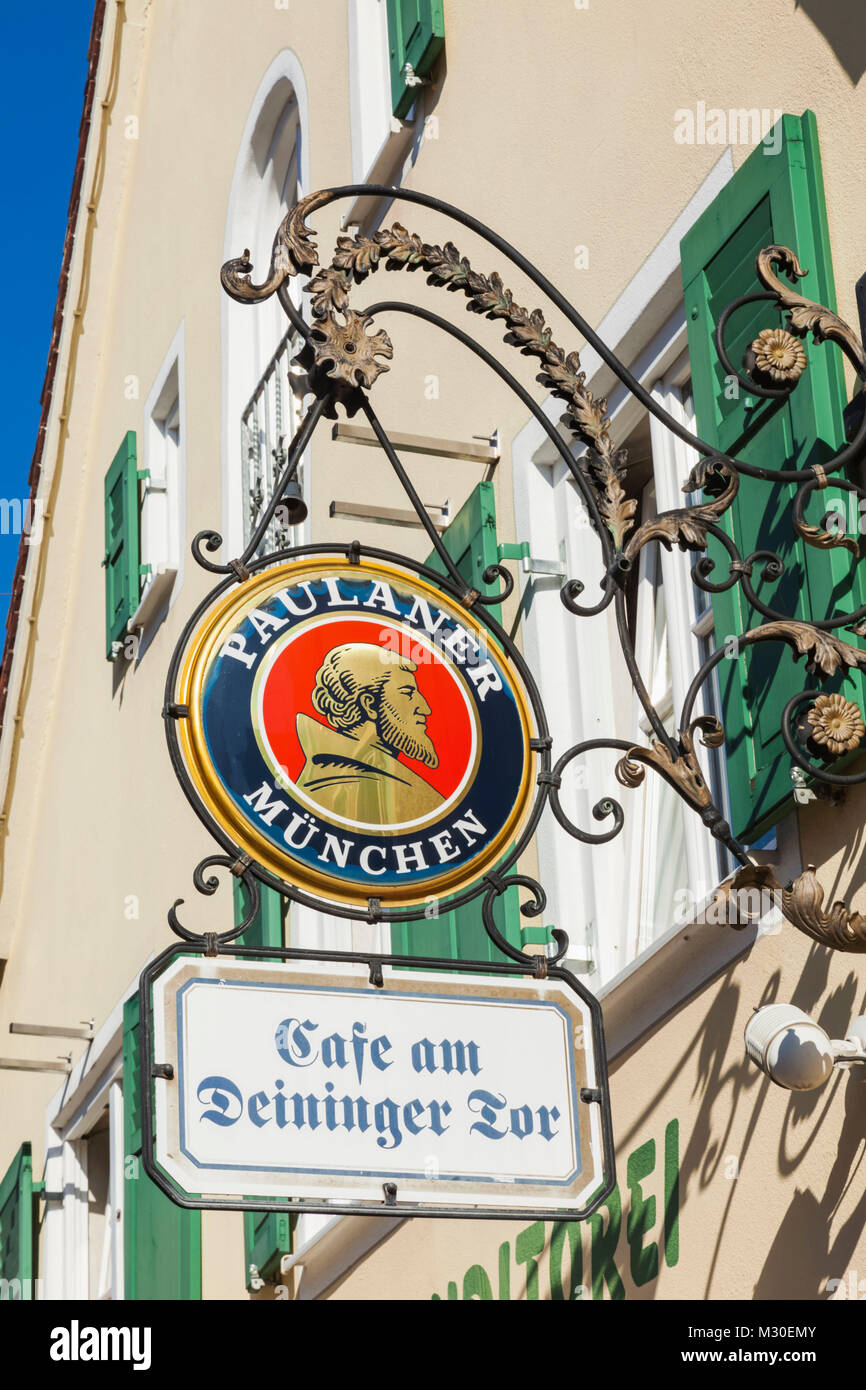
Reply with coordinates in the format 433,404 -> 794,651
745,1004 -> 866,1091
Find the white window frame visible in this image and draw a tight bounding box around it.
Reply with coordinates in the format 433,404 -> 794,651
131,323 -> 187,650
618,353 -> 734,961
348,0 -> 398,183
512,152 -> 737,987
41,974 -> 139,1300
222,50 -> 312,562
344,0 -> 424,233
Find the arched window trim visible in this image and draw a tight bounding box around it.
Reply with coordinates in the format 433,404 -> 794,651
221,50 -> 312,559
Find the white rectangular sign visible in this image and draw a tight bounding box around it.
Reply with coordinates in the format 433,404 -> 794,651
151,957 -> 602,1211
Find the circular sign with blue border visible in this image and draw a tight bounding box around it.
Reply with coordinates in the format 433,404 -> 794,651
174,558 -> 535,907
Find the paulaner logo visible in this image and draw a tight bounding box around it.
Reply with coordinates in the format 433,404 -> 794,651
176,560 -> 535,906
49,1320 -> 152,1371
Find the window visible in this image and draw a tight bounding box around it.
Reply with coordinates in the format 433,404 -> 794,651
225,57 -> 333,1269
133,328 -> 186,651
41,988 -> 201,1300
85,1110 -> 113,1299
232,880 -> 293,1291
515,308 -> 730,984
349,0 -> 397,182
241,325 -> 306,559
617,372 -> 732,960
347,0 -> 421,225
223,55 -> 311,561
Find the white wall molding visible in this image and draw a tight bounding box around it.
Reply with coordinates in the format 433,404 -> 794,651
221,50 -> 312,559
42,966 -> 142,1300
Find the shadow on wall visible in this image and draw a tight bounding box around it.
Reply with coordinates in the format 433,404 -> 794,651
795,0 -> 866,85
754,949 -> 866,1298
827,803 -> 866,919
616,963 -> 773,1301
754,1071 -> 866,1298
617,940 -> 866,1299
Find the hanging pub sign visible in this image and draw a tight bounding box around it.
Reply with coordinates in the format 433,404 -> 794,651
147,954 -> 606,1215
172,558 -> 535,907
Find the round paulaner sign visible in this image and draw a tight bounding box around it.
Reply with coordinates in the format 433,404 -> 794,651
174,559 -> 535,908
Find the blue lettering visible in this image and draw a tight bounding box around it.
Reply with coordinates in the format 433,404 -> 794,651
374,1098 -> 402,1149
289,1092 -> 320,1129
427,1099 -> 452,1136
248,1091 -> 271,1127
351,1022 -> 368,1083
537,1104 -> 560,1141
411,1039 -> 437,1074
197,1076 -> 243,1127
403,1099 -> 426,1135
275,1017 -> 318,1066
468,1089 -> 508,1140
371,1034 -> 392,1071
322,1032 -> 347,1069
273,1079 -> 288,1127
510,1104 -> 533,1139
341,1095 -> 370,1131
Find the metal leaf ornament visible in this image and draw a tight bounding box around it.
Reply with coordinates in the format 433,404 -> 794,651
309,310 -> 394,389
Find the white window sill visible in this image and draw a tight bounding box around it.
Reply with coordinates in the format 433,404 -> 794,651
342,117 -> 419,234
127,564 -> 178,637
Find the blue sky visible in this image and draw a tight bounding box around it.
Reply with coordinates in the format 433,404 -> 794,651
0,5 -> 95,628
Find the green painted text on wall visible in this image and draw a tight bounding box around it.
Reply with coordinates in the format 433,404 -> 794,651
432,1119 -> 679,1300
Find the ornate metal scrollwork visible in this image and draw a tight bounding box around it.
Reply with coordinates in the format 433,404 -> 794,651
168,854 -> 261,948
717,862 -> 866,954
163,182 -> 866,957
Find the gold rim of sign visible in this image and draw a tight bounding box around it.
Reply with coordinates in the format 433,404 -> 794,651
174,556 -> 537,908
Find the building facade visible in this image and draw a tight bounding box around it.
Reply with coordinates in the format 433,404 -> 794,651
1,0 -> 865,1301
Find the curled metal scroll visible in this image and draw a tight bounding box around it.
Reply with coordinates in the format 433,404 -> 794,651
168,855 -> 261,947
160,183 -> 866,956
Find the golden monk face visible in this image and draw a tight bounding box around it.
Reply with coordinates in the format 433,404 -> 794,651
311,644 -> 439,768
364,666 -> 437,767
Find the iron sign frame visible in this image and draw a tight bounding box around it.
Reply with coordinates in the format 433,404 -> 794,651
139,939 -> 616,1223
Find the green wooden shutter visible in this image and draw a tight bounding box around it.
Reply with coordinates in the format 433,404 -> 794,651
123,995 -> 201,1300
391,482 -> 524,962
386,0 -> 445,119
0,1143 -> 37,1299
232,881 -> 293,1289
232,878 -> 284,951
103,431 -> 143,658
681,111 -> 866,841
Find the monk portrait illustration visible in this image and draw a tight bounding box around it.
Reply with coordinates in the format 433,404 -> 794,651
295,643 -> 444,825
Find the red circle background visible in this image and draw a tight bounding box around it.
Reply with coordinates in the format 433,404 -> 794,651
259,618 -> 474,800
